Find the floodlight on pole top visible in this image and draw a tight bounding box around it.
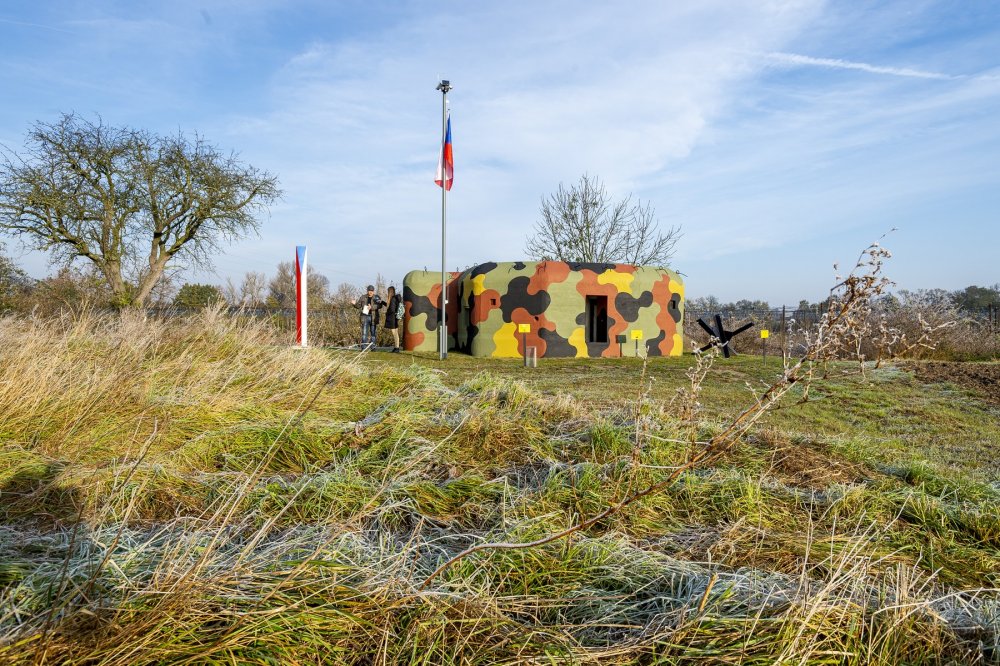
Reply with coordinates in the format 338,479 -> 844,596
437,79 -> 451,94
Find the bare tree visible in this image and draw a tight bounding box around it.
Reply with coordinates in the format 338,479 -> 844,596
267,261 -> 330,308
525,174 -> 680,266
330,281 -> 361,308
0,114 -> 280,307
224,271 -> 267,308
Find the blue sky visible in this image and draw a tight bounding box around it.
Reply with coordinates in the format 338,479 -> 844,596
1,0 -> 998,304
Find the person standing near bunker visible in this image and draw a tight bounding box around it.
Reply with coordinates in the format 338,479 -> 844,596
354,284 -> 383,349
384,285 -> 402,353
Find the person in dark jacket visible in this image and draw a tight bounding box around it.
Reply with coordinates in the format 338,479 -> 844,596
354,285 -> 383,349
383,285 -> 403,352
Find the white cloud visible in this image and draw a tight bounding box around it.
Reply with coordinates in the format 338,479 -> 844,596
211,1 -> 825,283
763,51 -> 956,80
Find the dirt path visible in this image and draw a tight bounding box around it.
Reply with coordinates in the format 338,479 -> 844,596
909,361 -> 1000,406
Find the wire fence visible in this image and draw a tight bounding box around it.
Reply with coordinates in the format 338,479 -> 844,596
145,306 -> 382,347
685,306 -> 999,333
683,305 -> 999,358
135,304 -> 1000,355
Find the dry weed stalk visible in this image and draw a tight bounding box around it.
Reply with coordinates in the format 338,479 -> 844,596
866,294 -> 962,367
420,239 -> 896,590
671,343 -> 716,424
791,234 -> 957,371
630,357 -> 652,468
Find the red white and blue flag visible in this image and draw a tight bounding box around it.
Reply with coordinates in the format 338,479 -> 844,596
435,113 -> 454,191
295,245 -> 307,346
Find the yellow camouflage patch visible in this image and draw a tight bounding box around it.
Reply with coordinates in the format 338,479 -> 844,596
597,269 -> 634,293
669,278 -> 684,297
492,322 -> 521,358
568,327 -> 588,357
470,273 -> 487,295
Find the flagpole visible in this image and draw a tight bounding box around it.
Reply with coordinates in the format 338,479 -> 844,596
436,79 -> 451,360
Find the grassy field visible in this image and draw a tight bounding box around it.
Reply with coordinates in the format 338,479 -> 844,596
1,310 -> 998,664
386,351 -> 1000,479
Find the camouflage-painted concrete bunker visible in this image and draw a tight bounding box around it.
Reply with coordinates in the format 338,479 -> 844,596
403,261 -> 684,358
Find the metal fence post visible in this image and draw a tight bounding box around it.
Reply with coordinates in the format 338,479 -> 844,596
780,305 -> 786,363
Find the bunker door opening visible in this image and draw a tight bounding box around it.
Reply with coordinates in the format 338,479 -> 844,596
586,296 -> 609,344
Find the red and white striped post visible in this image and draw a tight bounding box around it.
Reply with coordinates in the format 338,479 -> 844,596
295,245 -> 308,347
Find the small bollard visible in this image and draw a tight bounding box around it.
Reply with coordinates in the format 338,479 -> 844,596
518,323 -> 532,367
525,346 -> 538,368
631,329 -> 644,357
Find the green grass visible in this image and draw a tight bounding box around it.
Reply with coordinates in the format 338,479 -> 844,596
384,351 -> 1000,479
0,312 -> 998,664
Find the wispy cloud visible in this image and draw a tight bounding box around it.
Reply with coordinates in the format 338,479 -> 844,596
210,1 -> 823,284
764,51 -> 956,80
0,17 -> 75,34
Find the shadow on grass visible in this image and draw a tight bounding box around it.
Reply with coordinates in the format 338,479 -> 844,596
0,461 -> 83,525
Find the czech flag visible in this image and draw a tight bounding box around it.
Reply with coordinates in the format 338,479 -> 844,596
435,113 -> 454,191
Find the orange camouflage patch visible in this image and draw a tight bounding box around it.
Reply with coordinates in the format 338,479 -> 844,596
651,275 -> 678,355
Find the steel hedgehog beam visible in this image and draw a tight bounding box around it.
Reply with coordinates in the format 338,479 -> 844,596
697,314 -> 753,358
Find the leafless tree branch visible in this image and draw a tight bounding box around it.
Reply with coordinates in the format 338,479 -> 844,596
525,174 -> 681,266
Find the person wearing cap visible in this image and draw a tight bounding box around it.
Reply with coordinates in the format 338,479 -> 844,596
354,284 -> 384,349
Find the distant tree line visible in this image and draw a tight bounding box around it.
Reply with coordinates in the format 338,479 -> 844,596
3,239 -> 994,318
686,286 -> 1000,316
0,243 -> 400,315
